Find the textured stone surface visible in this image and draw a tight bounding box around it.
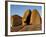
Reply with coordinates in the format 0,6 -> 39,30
22,9 -> 32,26
11,15 -> 22,27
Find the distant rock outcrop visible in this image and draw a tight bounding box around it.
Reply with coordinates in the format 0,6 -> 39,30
11,15 -> 22,27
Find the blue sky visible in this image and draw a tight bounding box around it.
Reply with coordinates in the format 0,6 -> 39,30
10,5 -> 42,16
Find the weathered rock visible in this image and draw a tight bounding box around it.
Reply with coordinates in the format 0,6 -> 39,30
22,9 -> 32,26
19,9 -> 42,31
11,15 -> 22,27
30,9 -> 42,25
30,9 -> 42,30
22,9 -> 42,27
11,9 -> 42,32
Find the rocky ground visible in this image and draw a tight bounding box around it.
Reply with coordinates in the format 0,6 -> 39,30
11,24 -> 41,32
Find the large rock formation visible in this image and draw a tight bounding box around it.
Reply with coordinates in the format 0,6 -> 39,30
30,9 -> 42,25
11,15 -> 22,27
22,9 -> 42,28
11,9 -> 42,32
19,9 -> 42,31
30,9 -> 42,30
22,9 -> 32,26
